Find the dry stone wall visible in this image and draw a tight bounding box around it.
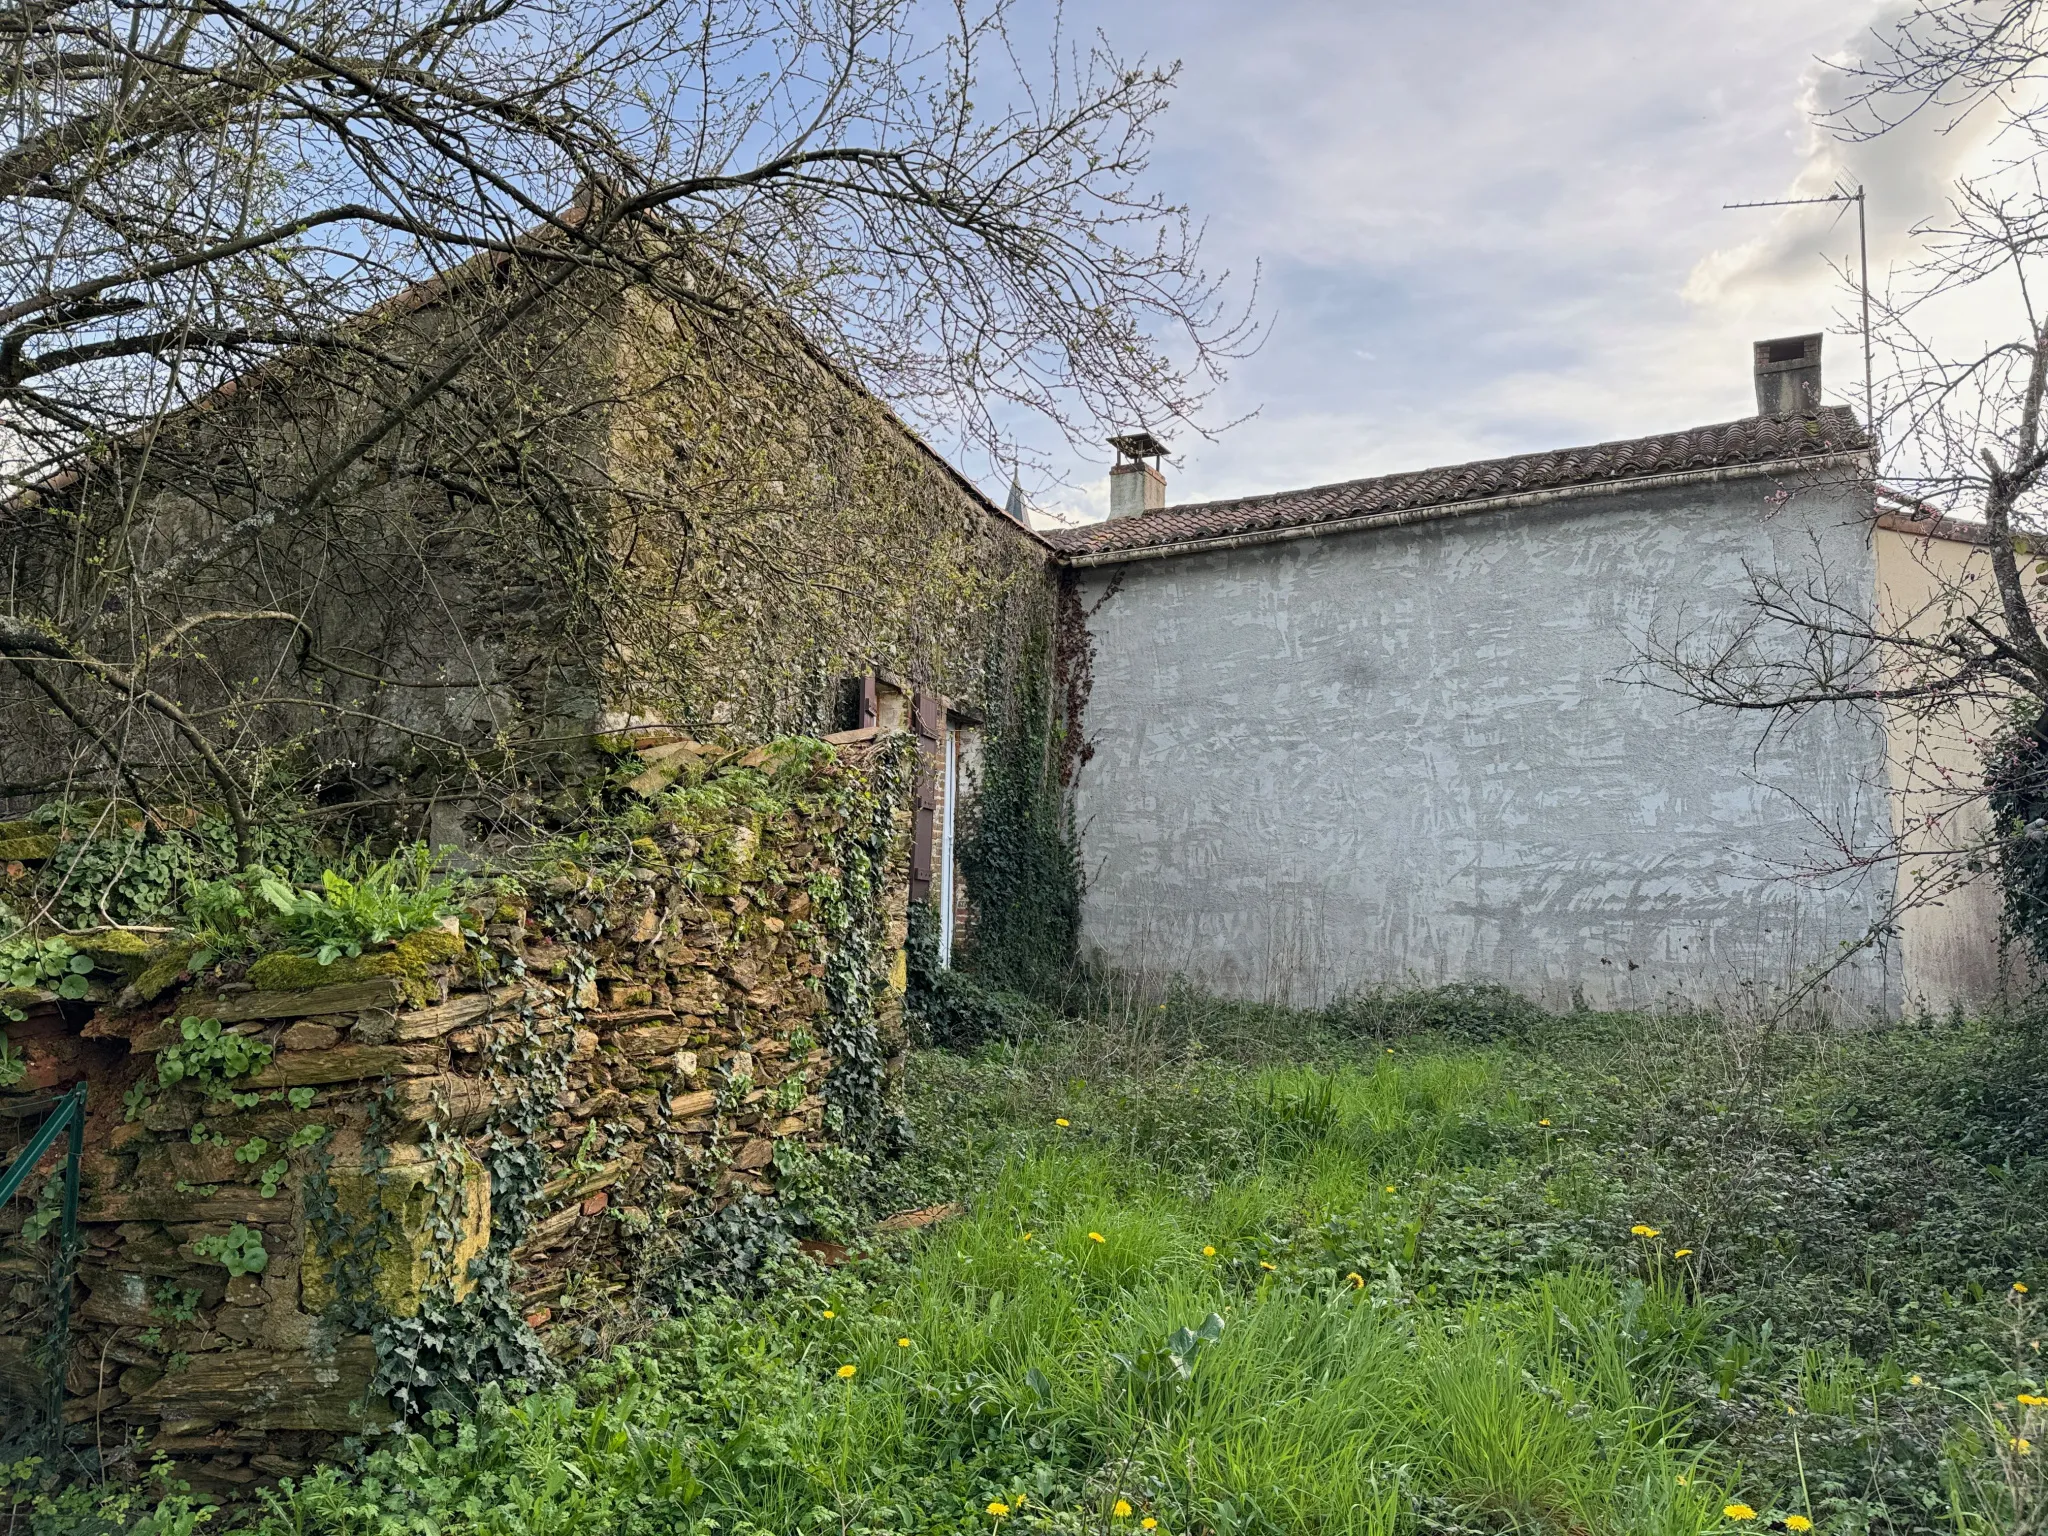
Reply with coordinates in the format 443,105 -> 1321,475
0,734 -> 912,1491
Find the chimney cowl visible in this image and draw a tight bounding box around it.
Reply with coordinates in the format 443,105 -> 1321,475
1754,333 -> 1822,416
1106,431 -> 1167,521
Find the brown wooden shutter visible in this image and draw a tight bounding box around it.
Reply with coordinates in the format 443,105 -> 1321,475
909,689 -> 941,901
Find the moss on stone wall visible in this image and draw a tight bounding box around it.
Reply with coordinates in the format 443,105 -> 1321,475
245,928 -> 465,1007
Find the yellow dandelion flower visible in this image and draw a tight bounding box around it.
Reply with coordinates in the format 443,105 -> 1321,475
2016,1437 -> 2035,1456
1259,1261 -> 1276,1271
1538,1119 -> 1551,1127
1347,1272 -> 1365,1288
1202,1245 -> 1216,1257
822,1309 -> 836,1319
1785,1518 -> 1813,1532
1088,1232 -> 1106,1243
1141,1520 -> 1158,1531
898,1338 -> 911,1348
1909,1374 -> 1925,1386
1724,1504 -> 1757,1521
1021,1232 -> 1033,1242
1674,1249 -> 1694,1258
2016,1282 -> 2031,1294
1631,1224 -> 1661,1238
987,1502 -> 1010,1518
1674,1475 -> 1689,1487
2018,1393 -> 2047,1407
836,1364 -> 857,1379
1384,1185 -> 1396,1194
1112,1501 -> 1132,1518
1055,1118 -> 1070,1128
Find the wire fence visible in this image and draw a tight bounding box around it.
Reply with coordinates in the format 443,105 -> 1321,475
0,1083 -> 85,1471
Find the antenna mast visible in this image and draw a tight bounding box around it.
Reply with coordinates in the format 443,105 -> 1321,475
1723,184 -> 1872,434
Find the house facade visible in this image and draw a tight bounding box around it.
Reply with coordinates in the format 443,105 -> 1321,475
1047,340 -> 2006,1018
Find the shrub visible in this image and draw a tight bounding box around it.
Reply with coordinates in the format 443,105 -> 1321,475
1321,981 -> 1551,1042
256,844 -> 457,964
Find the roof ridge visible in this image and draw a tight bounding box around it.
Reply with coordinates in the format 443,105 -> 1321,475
1043,407 -> 1870,560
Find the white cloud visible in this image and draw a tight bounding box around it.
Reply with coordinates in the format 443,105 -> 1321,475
1024,0 -> 2030,518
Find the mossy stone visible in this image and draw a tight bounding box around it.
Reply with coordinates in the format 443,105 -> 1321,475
0,834 -> 57,863
74,928 -> 156,980
131,940 -> 200,1003
245,926 -> 467,1008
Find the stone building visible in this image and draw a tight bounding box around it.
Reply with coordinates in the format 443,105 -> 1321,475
1047,337 -> 2009,1018
0,233 -> 1053,855
0,240 -> 1056,1477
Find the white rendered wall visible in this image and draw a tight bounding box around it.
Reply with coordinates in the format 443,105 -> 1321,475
1071,471 -> 1902,1016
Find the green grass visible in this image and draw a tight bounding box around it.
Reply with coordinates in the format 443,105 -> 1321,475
17,993 -> 2048,1536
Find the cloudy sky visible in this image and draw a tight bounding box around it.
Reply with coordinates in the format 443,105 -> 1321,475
1025,0 -> 2002,525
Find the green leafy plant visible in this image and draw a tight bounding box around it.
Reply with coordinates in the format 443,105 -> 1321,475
18,1172 -> 64,1244
1112,1312 -> 1226,1396
0,933 -> 92,1018
157,1015 -> 273,1094
256,844 -> 457,964
191,1224 -> 268,1277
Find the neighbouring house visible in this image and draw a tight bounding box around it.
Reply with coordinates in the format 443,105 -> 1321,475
1046,336 -> 2015,1018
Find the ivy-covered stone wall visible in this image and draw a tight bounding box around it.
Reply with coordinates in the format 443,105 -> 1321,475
0,735 -> 911,1492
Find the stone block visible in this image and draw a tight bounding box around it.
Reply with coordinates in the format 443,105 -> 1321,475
278,1023 -> 340,1052
195,979 -> 405,1024
244,1043 -> 443,1088
78,1270 -> 157,1328
383,1074 -> 497,1132
670,974 -> 725,1016
134,1336 -> 390,1432
300,1150 -> 489,1319
391,987 -> 520,1042
617,1024 -> 691,1060
83,1186 -> 277,1225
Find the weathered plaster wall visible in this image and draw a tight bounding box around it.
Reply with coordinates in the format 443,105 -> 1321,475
1070,470 -> 1901,1015
1875,522 -> 2026,1012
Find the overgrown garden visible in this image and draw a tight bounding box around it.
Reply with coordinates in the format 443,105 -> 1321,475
5,974 -> 2041,1536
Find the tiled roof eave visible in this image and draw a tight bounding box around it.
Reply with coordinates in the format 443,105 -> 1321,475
1054,446 -> 1873,568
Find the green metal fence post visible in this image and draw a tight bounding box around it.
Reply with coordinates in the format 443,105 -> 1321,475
0,1082 -> 87,1465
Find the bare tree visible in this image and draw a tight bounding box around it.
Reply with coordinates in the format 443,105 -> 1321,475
1648,1 -> 2048,978
0,0 -> 1251,898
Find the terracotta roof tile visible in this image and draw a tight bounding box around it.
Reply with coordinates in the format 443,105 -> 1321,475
1044,407 -> 1870,560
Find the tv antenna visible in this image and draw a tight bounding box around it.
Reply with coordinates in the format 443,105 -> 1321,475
1723,182 -> 1872,434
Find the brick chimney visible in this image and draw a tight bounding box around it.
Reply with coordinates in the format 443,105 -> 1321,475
1754,333 -> 1822,416
1107,432 -> 1167,521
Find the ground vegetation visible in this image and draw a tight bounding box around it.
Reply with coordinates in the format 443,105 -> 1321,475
10,984 -> 2040,1535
